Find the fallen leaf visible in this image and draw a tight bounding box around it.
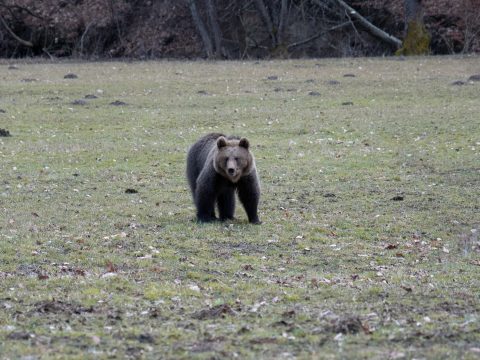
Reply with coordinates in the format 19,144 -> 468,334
105,261 -> 117,273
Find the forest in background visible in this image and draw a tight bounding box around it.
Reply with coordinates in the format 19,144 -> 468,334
0,0 -> 479,59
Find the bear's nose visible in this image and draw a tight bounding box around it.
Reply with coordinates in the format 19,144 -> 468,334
227,168 -> 235,175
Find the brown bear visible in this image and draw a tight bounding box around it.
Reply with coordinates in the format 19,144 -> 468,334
186,133 -> 261,224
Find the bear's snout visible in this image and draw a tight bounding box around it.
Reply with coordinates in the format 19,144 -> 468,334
227,168 -> 235,175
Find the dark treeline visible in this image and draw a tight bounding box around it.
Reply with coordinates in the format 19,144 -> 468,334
0,0 -> 478,59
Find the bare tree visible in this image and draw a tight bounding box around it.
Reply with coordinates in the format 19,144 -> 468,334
277,0 -> 289,46
206,0 -> 223,58
187,0 -> 214,57
460,0 -> 480,53
253,0 -> 276,48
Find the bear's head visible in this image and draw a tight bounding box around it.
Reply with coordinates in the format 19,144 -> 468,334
214,136 -> 255,183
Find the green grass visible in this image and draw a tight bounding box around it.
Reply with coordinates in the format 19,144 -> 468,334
1,57 -> 479,359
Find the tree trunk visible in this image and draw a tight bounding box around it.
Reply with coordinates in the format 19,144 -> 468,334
404,0 -> 423,30
277,0 -> 289,46
397,0 -> 430,55
206,0 -> 223,58
187,0 -> 214,58
253,0 -> 276,48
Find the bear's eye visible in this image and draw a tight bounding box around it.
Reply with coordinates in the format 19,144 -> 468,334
234,157 -> 239,161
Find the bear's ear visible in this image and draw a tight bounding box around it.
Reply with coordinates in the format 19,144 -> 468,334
217,136 -> 227,148
239,138 -> 249,149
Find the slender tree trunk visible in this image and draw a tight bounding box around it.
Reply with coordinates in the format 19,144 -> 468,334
277,0 -> 289,45
187,0 -> 214,58
253,0 -> 276,48
206,0 -> 223,58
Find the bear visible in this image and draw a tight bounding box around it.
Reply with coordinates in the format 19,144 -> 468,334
186,133 -> 261,224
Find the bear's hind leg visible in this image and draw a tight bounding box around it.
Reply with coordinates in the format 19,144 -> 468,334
217,188 -> 235,221
194,166 -> 219,223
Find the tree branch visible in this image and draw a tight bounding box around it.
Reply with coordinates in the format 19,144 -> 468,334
329,0 -> 402,48
0,13 -> 33,47
288,21 -> 350,50
0,3 -> 44,21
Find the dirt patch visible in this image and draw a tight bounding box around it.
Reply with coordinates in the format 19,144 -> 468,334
215,241 -> 265,256
192,304 -> 237,320
33,300 -> 94,315
329,315 -> 365,334
127,333 -> 156,344
110,100 -> 127,106
7,332 -> 32,340
64,73 -> 78,79
468,74 -> 480,82
250,337 -> 277,344
71,99 -> 87,106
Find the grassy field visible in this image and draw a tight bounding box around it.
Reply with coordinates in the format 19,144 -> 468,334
0,56 -> 479,359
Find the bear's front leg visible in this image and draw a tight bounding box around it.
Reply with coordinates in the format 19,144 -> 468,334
237,172 -> 261,224
217,187 -> 236,221
195,189 -> 217,222
195,169 -> 218,223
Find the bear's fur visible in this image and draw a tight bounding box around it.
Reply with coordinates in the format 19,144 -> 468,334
186,133 -> 261,224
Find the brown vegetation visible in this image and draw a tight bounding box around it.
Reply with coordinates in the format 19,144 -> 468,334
0,0 -> 478,59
